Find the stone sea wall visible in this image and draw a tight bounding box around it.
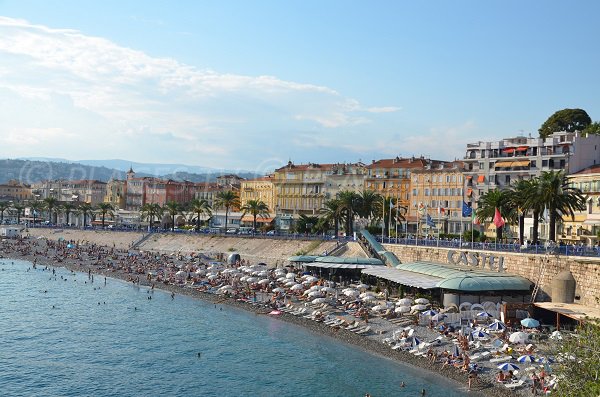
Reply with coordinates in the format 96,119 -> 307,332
383,244 -> 600,309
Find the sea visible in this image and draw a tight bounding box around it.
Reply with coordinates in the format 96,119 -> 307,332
0,259 -> 466,397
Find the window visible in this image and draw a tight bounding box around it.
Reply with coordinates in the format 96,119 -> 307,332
412,189 -> 418,196
425,188 -> 430,196
505,175 -> 511,184
530,161 -> 536,168
542,160 -> 548,167
479,162 -> 484,170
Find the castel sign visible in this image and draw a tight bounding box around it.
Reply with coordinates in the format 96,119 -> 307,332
447,250 -> 505,273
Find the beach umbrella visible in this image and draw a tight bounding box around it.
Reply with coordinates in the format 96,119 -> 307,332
395,306 -> 411,313
521,318 -> 540,328
497,363 -> 519,372
344,290 -> 360,298
362,295 -> 377,302
304,276 -> 319,283
175,270 -> 187,279
414,298 -> 429,305
285,281 -> 297,287
487,320 -> 507,331
207,275 -> 219,281
257,279 -> 270,285
411,304 -> 428,311
277,277 -> 288,283
421,309 -> 438,316
471,330 -> 490,339
509,331 -> 530,344
285,273 -> 296,279
272,287 -> 285,293
371,305 -> 386,312
356,283 -> 370,290
258,271 -> 268,277
321,287 -> 336,294
312,297 -> 328,304
517,355 -> 536,364
397,298 -> 413,306
477,311 -> 493,318
245,277 -> 259,284
431,313 -> 447,322
359,292 -> 375,299
308,291 -> 324,298
290,284 -> 304,291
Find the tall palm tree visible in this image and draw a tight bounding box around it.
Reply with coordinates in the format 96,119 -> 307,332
96,202 -> 115,228
43,197 -> 58,224
0,201 -> 9,224
508,179 -> 535,245
536,171 -> 586,242
295,214 -> 320,234
357,189 -> 382,222
188,198 -> 212,231
164,201 -> 181,231
79,202 -> 94,228
338,190 -> 361,235
214,190 -> 240,231
29,200 -> 44,226
476,189 -> 512,240
320,198 -> 343,237
11,202 -> 25,224
140,203 -> 164,231
240,199 -> 270,232
61,202 -> 75,226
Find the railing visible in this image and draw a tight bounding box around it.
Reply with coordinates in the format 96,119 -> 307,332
378,236 -> 600,258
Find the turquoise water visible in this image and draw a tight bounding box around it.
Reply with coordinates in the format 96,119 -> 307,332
0,259 -> 465,397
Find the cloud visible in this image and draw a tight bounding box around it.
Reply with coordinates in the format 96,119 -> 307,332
0,16 -> 405,169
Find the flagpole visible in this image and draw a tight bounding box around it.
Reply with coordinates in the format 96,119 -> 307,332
388,199 -> 392,239
437,207 -> 440,247
381,196 -> 385,242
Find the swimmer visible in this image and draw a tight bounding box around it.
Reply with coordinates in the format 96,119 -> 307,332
197,352 -> 201,358
400,381 -> 405,387
421,389 -> 426,395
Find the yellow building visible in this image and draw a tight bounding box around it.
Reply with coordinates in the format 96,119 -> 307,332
0,180 -> 32,202
409,161 -> 465,235
563,165 -> 600,245
104,179 -> 126,209
240,176 -> 275,212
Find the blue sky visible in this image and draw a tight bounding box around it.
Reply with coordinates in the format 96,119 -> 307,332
0,1 -> 599,174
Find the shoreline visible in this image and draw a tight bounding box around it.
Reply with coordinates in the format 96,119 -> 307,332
0,238 -> 518,397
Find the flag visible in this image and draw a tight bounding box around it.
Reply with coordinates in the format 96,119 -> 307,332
543,206 -> 549,223
390,200 -> 394,209
462,202 -> 472,217
493,207 -> 505,228
438,207 -> 446,215
426,214 -> 436,228
417,203 -> 425,216
472,211 -> 480,225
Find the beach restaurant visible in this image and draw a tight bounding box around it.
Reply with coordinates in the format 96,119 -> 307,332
288,255 -> 385,281
360,260 -> 533,306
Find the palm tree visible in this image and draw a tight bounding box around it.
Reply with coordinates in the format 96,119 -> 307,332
240,199 -> 269,232
0,201 -> 9,224
536,171 -> 586,242
357,189 -> 382,221
508,179 -> 535,245
214,190 -> 240,231
188,198 -> 212,231
338,190 -> 361,235
43,197 -> 58,224
140,203 -> 164,231
295,214 -> 320,234
79,202 -> 94,228
96,202 -> 115,228
61,202 -> 75,226
164,201 -> 181,231
29,200 -> 44,226
321,198 -> 343,237
476,189 -> 513,240
11,202 -> 25,224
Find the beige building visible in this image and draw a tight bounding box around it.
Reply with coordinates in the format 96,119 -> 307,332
563,165 -> 600,245
105,179 -> 126,209
409,161 -> 466,235
32,179 -> 107,205
323,163 -> 366,198
0,180 -> 32,202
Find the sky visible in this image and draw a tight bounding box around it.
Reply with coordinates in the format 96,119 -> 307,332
0,1 -> 599,175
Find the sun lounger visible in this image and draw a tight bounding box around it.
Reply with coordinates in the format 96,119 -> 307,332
355,326 -> 372,335
504,379 -> 525,389
489,356 -> 511,363
345,321 -> 360,330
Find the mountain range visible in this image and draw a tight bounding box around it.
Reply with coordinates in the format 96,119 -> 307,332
1,158 -> 259,184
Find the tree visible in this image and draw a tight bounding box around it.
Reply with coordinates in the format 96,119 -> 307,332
11,202 -> 25,224
536,171 -> 586,242
539,108 -> 591,139
551,318 -> 600,396
240,200 -> 269,232
320,198 -> 343,237
43,197 -> 58,224
214,190 -> 240,231
140,203 -> 164,231
295,214 -> 320,234
476,189 -> 512,240
79,202 -> 94,228
61,202 -> 75,226
357,189 -> 382,221
29,200 -> 44,226
582,121 -> 600,137
338,190 -> 361,235
0,201 -> 9,224
96,202 -> 114,228
188,198 -> 212,231
508,179 -> 535,245
164,201 -> 181,231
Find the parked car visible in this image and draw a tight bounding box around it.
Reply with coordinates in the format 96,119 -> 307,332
226,228 -> 238,234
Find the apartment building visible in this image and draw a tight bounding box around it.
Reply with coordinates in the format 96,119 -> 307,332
239,176 -> 275,211
0,180 -> 32,202
32,179 -> 107,205
563,165 -> 600,245
104,179 -> 126,209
